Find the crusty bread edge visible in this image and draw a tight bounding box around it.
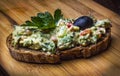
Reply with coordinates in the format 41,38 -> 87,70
6,35 -> 60,63
60,29 -> 111,59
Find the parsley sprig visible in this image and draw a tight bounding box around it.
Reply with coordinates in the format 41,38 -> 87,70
21,9 -> 63,30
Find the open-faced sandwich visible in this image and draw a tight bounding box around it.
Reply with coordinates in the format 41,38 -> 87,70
6,9 -> 112,63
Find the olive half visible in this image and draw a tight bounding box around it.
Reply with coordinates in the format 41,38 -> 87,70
73,16 -> 93,30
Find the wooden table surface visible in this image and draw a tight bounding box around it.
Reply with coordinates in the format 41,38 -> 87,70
0,0 -> 120,76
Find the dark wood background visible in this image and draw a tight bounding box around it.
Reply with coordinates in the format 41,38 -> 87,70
94,0 -> 120,15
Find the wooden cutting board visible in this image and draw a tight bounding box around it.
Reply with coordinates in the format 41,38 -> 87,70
0,0 -> 120,76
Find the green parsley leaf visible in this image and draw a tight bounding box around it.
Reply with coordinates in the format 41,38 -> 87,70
54,9 -> 63,24
21,9 -> 63,31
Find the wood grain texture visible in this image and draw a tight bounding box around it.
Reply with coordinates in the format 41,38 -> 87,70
0,0 -> 120,76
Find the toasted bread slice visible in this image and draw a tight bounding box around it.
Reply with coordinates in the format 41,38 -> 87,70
6,29 -> 111,63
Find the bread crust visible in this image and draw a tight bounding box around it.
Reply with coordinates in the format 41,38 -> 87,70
60,29 -> 111,59
6,29 -> 111,63
7,34 -> 60,63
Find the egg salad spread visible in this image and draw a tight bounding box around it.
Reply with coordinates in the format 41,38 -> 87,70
12,18 -> 111,54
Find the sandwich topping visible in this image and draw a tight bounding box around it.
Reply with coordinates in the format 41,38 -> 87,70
12,9 -> 111,54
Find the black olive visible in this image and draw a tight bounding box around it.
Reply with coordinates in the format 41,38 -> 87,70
73,16 -> 93,30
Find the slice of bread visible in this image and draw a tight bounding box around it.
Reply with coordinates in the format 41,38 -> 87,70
6,29 -> 111,63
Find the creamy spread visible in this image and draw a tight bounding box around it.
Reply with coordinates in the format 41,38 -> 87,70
12,19 -> 111,53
